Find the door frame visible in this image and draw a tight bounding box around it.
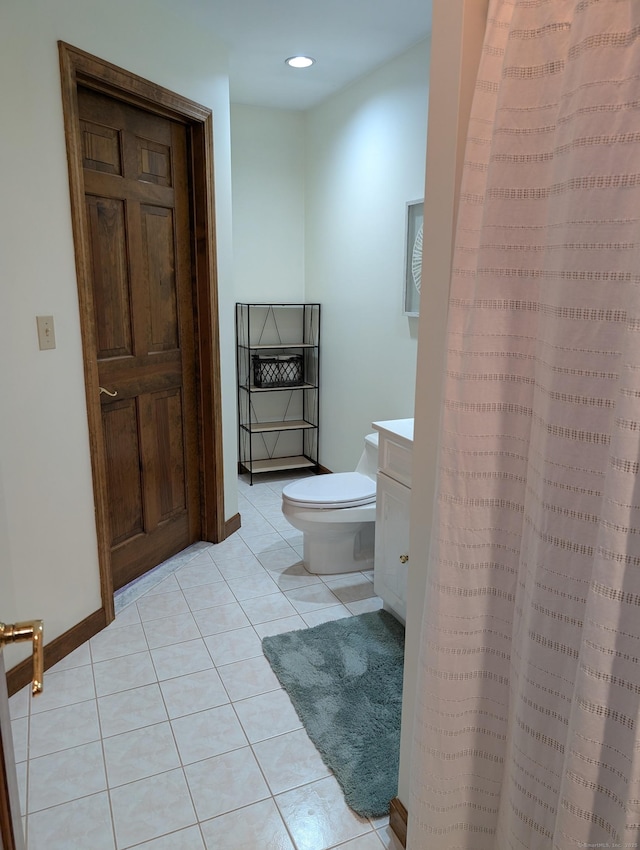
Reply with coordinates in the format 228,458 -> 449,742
59,42 -> 226,622
0,651 -> 23,850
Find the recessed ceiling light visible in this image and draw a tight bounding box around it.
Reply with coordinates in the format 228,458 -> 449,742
285,56 -> 315,69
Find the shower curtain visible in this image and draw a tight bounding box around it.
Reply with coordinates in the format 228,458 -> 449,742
409,2 -> 640,848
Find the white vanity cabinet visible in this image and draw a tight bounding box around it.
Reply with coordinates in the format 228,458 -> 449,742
372,419 -> 414,624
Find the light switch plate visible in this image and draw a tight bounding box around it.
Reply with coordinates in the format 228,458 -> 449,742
36,315 -> 56,350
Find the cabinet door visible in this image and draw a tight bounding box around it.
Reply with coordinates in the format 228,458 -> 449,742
374,471 -> 410,623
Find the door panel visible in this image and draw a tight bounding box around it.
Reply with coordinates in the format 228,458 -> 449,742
79,86 -> 200,591
102,398 -> 144,545
141,205 -> 179,352
80,119 -> 122,175
85,197 -> 132,359
0,651 -> 24,850
152,389 -> 187,519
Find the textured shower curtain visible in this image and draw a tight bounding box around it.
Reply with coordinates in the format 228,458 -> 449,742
409,2 -> 640,848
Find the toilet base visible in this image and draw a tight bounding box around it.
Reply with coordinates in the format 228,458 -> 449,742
302,522 -> 375,575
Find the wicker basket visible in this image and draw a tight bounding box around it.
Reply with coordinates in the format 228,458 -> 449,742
252,354 -> 304,388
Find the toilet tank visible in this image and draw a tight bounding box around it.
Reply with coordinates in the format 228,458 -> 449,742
355,433 -> 379,480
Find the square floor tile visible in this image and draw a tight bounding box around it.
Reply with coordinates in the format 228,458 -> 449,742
137,590 -> 190,622
90,622 -> 148,663
239,593 -> 298,625
128,825 -> 205,849
235,515 -> 279,538
110,604 -> 143,628
272,564 -> 322,592
347,598 -> 383,615
339,834 -> 386,849
142,611 -> 201,649
200,797 -> 295,850
29,699 -> 100,758
30,665 -> 95,714
159,668 -> 229,719
208,535 -> 253,558
259,514 -> 296,534
258,548 -> 303,572
103,721 -> 180,787
324,574 -> 376,604
28,741 -> 107,812
226,571 -> 280,601
253,728 -> 331,794
98,683 -> 168,738
217,655 -> 280,702
182,582 -> 236,612
204,626 -> 263,666
151,638 -> 214,681
193,602 -> 251,636
93,651 -> 158,698
232,689 -> 303,744
241,532 -> 292,556
284,585 -> 340,614
110,768 -> 197,849
185,747 -> 270,821
175,558 -> 224,589
242,487 -> 281,508
171,703 -> 247,764
376,824 -> 405,849
215,555 -> 268,581
301,606 -> 352,627
142,575 -> 181,596
26,791 -> 116,850
253,615 -> 307,638
275,775 -> 372,850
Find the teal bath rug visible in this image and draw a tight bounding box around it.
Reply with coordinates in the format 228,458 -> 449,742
262,609 -> 405,818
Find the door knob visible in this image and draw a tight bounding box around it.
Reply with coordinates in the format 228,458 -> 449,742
0,620 -> 44,695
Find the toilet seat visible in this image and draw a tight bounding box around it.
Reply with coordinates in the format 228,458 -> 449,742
282,472 -> 376,509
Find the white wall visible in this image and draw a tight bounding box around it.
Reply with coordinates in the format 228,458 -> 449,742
305,40 -> 430,472
231,105 -> 306,302
0,0 -> 237,665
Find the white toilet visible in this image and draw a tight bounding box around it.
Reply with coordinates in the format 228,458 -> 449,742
281,433 -> 378,574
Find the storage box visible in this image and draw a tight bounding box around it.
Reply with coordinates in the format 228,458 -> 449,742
252,354 -> 303,388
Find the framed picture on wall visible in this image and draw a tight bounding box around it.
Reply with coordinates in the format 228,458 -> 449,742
403,199 -> 424,316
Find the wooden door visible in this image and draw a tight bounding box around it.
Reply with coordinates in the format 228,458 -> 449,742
0,650 -> 23,850
79,87 -> 201,591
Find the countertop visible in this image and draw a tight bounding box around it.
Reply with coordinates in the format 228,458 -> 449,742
371,418 -> 414,447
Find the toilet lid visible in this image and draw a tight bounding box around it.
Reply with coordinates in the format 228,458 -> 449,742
283,472 -> 376,509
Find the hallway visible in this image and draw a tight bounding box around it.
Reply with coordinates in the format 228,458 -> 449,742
9,473 -> 399,850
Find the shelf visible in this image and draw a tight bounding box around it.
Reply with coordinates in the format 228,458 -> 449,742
241,456 -> 317,474
236,302 -> 320,484
239,382 -> 316,393
239,342 -> 317,350
241,420 -> 317,434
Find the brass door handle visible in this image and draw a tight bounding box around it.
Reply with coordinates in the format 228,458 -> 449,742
99,386 -> 118,397
0,620 -> 44,695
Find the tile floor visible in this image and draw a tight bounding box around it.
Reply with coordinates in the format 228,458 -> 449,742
9,473 -> 402,850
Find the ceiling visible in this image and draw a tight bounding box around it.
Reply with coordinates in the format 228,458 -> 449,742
175,0 -> 433,110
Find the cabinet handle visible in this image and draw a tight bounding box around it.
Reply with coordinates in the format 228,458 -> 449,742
399,554 -> 409,564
